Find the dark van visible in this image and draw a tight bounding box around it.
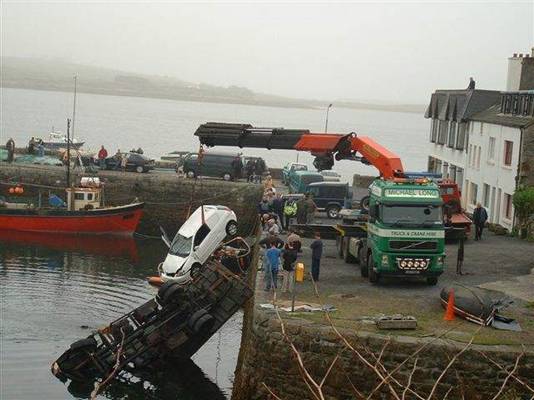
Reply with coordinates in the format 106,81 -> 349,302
183,151 -> 242,181
307,182 -> 352,219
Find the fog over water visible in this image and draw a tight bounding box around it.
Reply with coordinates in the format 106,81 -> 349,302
2,2 -> 532,103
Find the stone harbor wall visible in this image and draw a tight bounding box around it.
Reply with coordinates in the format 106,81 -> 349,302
0,163 -> 263,236
233,308 -> 534,400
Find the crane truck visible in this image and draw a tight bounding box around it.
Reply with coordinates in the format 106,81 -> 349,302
194,122 -> 446,285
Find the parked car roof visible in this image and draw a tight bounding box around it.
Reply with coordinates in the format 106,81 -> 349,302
308,181 -> 348,187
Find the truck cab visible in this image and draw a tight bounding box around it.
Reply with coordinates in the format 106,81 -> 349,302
362,179 -> 445,285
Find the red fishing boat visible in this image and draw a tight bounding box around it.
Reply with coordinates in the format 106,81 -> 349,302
0,177 -> 144,236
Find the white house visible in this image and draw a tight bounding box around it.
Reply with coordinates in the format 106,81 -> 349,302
425,51 -> 534,232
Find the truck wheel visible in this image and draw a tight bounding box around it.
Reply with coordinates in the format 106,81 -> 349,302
186,171 -> 196,179
359,247 -> 368,277
343,238 -> 358,264
326,205 -> 341,219
426,276 -> 438,285
367,254 -> 380,284
193,314 -> 215,335
360,196 -> 370,211
70,337 -> 97,351
223,173 -> 232,181
158,281 -> 186,306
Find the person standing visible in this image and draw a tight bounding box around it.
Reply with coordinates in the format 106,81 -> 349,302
6,138 -> 15,163
473,202 -> 488,240
287,229 -> 302,253
283,198 -> 297,230
245,159 -> 255,182
121,152 -> 128,172
468,77 -> 476,90
37,141 -> 45,157
114,150 -> 122,170
272,193 -> 285,230
264,242 -> 282,291
305,193 -> 317,224
28,137 -> 35,155
281,243 -> 298,293
310,232 -> 323,282
254,158 -> 266,183
231,155 -> 243,181
98,145 -> 108,170
296,196 -> 308,224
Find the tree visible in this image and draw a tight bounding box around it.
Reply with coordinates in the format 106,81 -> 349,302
512,186 -> 534,239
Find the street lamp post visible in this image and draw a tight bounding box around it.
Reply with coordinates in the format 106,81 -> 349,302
324,103 -> 333,133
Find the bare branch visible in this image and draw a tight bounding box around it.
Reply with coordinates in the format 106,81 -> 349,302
426,331 -> 478,400
476,350 -> 534,394
374,337 -> 391,369
490,351 -> 524,400
401,357 -> 418,400
320,353 -> 340,388
262,382 -> 284,400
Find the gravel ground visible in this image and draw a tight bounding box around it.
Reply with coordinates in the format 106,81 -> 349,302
255,221 -> 534,346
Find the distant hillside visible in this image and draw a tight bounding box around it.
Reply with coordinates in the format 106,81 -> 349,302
1,57 -> 425,113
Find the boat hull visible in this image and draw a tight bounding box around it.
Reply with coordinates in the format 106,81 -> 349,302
0,203 -> 144,235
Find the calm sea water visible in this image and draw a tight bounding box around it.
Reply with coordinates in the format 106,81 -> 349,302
0,236 -> 241,400
1,87 -> 430,182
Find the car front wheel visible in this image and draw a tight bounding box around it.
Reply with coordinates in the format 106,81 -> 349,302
136,165 -> 144,173
326,205 -> 341,219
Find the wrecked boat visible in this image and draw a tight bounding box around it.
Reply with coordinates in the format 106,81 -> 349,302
51,238 -> 253,384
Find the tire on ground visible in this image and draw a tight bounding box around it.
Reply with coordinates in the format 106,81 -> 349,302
367,252 -> 380,284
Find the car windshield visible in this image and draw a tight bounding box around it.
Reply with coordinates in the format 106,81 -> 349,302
380,204 -> 442,226
169,234 -> 193,257
292,164 -> 307,171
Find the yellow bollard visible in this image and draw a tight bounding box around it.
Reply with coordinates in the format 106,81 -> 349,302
295,262 -> 305,282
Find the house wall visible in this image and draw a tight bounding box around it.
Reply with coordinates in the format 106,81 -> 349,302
463,122 -> 521,231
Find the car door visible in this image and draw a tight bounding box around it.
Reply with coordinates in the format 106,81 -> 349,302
192,212 -> 222,262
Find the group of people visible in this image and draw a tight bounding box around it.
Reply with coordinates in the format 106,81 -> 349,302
258,181 -> 324,293
27,137 -> 45,157
96,145 -> 142,171
245,157 -> 267,183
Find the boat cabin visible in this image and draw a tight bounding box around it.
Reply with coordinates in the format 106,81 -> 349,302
65,177 -> 103,211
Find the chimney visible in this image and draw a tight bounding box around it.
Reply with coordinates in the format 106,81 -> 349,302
513,53 -> 518,57
519,53 -> 524,57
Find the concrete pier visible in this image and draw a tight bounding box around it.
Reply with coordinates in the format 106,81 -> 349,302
0,163 -> 263,236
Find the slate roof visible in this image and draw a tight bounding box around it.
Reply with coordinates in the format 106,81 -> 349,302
424,89 -> 501,122
470,104 -> 534,128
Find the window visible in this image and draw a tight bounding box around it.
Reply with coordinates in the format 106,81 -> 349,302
479,123 -> 484,135
87,193 -> 93,201
74,193 -> 84,200
430,119 -> 438,143
504,193 -> 513,219
194,224 -> 211,247
450,164 -> 457,182
456,123 -> 466,150
482,183 -> 490,208
456,168 -> 464,191
468,144 -> 473,166
447,121 -> 457,148
488,137 -> 496,161
504,140 -> 513,166
470,182 -> 478,205
437,120 -> 448,144
476,146 -> 481,169
442,162 -> 449,178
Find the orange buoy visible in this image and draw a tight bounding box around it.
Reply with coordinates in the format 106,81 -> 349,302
9,187 -> 15,194
147,276 -> 164,287
444,288 -> 456,321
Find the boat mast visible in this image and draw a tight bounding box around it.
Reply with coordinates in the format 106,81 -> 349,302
66,118 -> 71,188
72,75 -> 77,141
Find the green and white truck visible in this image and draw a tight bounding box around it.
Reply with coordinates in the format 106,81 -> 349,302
339,179 -> 445,285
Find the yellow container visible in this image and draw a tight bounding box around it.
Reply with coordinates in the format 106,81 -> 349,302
295,262 -> 305,282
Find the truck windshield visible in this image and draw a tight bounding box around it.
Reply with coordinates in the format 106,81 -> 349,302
169,234 -> 193,257
380,205 -> 442,226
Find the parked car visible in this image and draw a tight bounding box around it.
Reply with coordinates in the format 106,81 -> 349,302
307,182 -> 352,219
289,170 -> 324,194
102,152 -> 155,173
320,170 -> 341,182
182,151 -> 243,181
282,162 -> 308,185
160,205 -> 238,284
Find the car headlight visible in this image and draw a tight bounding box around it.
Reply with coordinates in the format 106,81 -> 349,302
381,255 -> 388,266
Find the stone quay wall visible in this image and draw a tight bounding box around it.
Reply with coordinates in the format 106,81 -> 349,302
233,308 -> 534,400
0,163 -> 263,236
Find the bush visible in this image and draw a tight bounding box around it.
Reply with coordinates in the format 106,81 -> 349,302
512,186 -> 534,238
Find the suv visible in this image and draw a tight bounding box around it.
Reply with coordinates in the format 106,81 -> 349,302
307,182 -> 351,219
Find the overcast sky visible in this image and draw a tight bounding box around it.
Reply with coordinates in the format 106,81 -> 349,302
2,1 -> 533,103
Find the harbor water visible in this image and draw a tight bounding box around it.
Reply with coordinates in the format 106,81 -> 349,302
0,236 -> 242,399
1,87 -> 430,183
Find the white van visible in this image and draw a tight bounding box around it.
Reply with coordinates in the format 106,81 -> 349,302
160,205 -> 238,284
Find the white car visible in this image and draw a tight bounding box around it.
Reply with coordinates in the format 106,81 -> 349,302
320,170 -> 341,182
160,205 -> 238,284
